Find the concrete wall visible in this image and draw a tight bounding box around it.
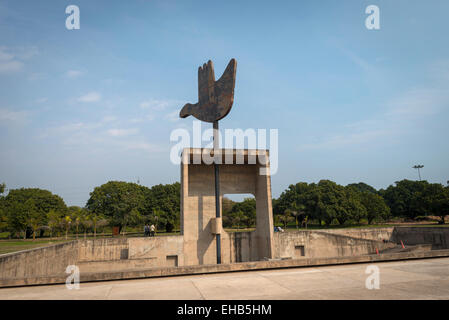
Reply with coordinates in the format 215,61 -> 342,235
392,227 -> 449,249
0,241 -> 79,279
315,227 -> 395,242
274,230 -> 395,259
0,236 -> 184,280
2,227 -> 449,285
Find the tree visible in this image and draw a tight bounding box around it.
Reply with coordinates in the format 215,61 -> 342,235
343,188 -> 367,224
274,182 -> 311,227
24,199 -> 43,241
87,211 -> 107,238
313,180 -> 347,226
80,209 -> 92,239
143,183 -> 180,232
232,210 -> 245,229
289,202 -> 306,229
275,180 -> 375,227
277,210 -> 294,228
97,218 -> 109,237
68,206 -> 83,239
86,181 -> 146,233
359,192 -> 390,224
0,183 -> 6,234
3,188 -> 67,238
47,209 -> 63,238
346,182 -> 377,194
60,215 -> 72,240
230,198 -> 256,228
381,180 -> 430,219
222,197 -> 236,228
121,208 -> 142,236
418,183 -> 449,224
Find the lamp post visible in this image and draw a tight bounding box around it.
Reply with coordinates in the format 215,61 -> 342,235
413,164 -> 424,181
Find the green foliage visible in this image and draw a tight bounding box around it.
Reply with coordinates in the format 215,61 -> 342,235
415,183 -> 449,223
47,209 -> 63,237
2,176 -> 448,239
86,181 -> 146,232
275,179 -> 447,227
275,180 -> 374,227
0,184 -> 6,232
342,187 -> 367,224
380,179 -> 448,220
86,181 -> 180,233
3,188 -> 67,238
359,192 -> 390,224
222,197 -> 256,229
346,182 -> 377,194
143,182 -> 180,232
231,198 -> 256,228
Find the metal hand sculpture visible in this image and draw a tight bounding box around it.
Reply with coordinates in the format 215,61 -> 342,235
179,59 -> 237,123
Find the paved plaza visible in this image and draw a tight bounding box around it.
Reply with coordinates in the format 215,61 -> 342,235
1,257 -> 449,300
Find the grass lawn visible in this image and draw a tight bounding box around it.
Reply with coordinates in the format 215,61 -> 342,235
0,239 -> 70,255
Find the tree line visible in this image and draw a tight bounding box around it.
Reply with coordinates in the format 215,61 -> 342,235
273,180 -> 449,228
0,181 -> 180,239
0,179 -> 448,239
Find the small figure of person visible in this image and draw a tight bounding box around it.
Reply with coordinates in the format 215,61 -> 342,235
301,216 -> 308,229
150,224 -> 155,237
144,224 -> 149,237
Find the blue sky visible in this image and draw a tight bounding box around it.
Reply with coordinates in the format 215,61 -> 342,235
1,0 -> 448,206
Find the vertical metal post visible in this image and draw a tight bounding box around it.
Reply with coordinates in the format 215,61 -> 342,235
213,120 -> 221,264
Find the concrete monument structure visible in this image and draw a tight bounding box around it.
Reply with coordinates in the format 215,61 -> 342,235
180,148 -> 275,265
179,58 -> 241,264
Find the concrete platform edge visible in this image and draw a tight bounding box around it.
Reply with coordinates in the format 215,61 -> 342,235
2,249 -> 449,288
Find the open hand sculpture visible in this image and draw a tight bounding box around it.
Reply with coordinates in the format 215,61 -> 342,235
180,58 -> 237,123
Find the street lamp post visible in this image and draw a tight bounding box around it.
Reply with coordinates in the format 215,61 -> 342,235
413,164 -> 424,181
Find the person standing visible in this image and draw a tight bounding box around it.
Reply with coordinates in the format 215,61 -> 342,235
150,224 -> 155,237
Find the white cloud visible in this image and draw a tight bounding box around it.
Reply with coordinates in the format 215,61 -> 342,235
140,99 -> 182,110
0,50 -> 14,61
140,99 -> 171,110
65,70 -> 84,78
0,60 -> 23,73
299,129 -> 393,151
0,108 -> 28,123
35,97 -> 48,104
16,46 -> 38,60
130,114 -> 154,123
107,128 -> 138,137
165,110 -> 180,122
77,92 -> 101,103
101,115 -> 117,123
136,98 -> 182,123
123,141 -> 163,152
39,116 -> 165,158
0,46 -> 37,74
386,88 -> 448,117
27,72 -> 46,81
